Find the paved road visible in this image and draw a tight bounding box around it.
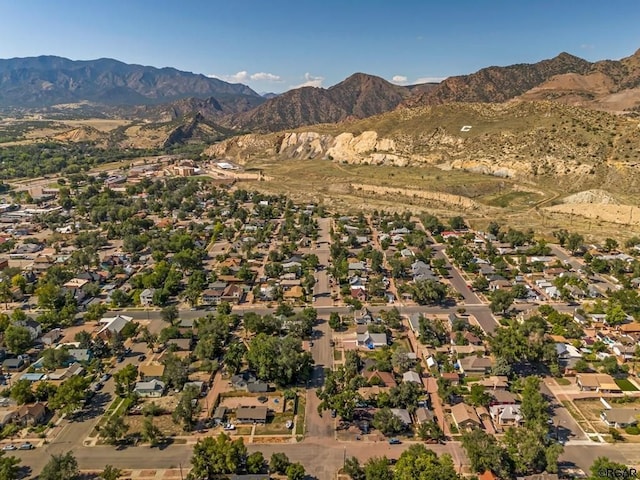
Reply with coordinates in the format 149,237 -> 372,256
549,245 -> 619,293
540,381 -> 587,442
313,217 -> 333,308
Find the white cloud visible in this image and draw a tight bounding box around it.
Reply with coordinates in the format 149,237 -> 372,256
414,76 -> 446,84
250,72 -> 282,82
580,43 -> 595,50
207,71 -> 282,83
291,72 -> 324,89
391,75 -> 408,85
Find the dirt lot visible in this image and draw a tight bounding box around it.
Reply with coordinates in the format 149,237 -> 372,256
574,397 -> 640,435
220,393 -> 284,410
125,414 -> 184,437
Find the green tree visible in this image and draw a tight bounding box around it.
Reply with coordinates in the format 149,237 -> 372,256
363,457 -> 393,480
173,386 -> 201,432
412,279 -> 447,305
246,452 -> 266,474
100,465 -> 123,480
40,452 -> 79,480
566,233 -> 584,254
417,421 -> 445,443
160,305 -> 179,325
328,311 -> 343,330
113,364 -> 138,396
269,452 -> 291,474
468,384 -> 492,408
588,457 -> 629,480
520,376 -> 549,427
461,429 -> 509,478
0,450 -> 21,480
49,375 -> 90,414
490,289 -> 514,315
189,434 -> 247,478
41,347 -> 71,370
372,407 -> 405,436
100,415 -> 129,445
74,330 -> 93,349
10,379 -> 34,405
395,444 -> 460,480
344,457 -> 365,480
4,325 -> 33,354
286,463 -> 305,480
141,416 -> 163,447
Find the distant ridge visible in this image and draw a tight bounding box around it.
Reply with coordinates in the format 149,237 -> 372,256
0,55 -> 260,107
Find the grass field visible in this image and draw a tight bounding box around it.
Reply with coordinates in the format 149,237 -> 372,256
615,378 -> 639,392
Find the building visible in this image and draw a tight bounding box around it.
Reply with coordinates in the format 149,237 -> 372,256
576,373 -> 622,393
97,315 -> 133,339
490,404 -> 523,427
16,402 -> 47,426
236,406 -> 268,424
356,331 -> 387,348
458,356 -> 493,375
390,408 -> 412,426
600,408 -> 640,428
450,403 -> 481,431
134,379 -> 165,398
402,371 -> 422,384
363,370 -> 397,388
139,363 -> 166,382
139,288 -> 156,306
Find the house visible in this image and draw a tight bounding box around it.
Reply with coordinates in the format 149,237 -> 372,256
139,363 -> 166,382
415,407 -> 435,424
222,284 -> 244,303
450,402 -> 481,431
356,331 -> 388,348
139,288 -> 155,306
212,406 -> 227,425
2,358 -> 26,372
97,315 -> 133,339
364,370 -> 397,388
441,372 -> 460,385
612,343 -> 637,361
576,373 -> 622,393
231,372 -> 269,393
490,404 -> 523,427
166,338 -> 192,352
402,371 -> 422,384
350,288 -> 367,302
458,356 -> 493,375
14,317 -> 42,341
355,308 -> 374,325
41,328 -> 63,346
236,405 -> 268,424
283,285 -> 304,300
67,348 -> 92,363
16,402 -> 47,426
478,471 -> 500,480
411,261 -> 436,281
600,408 -> 640,428
475,376 -> 509,390
134,379 -> 166,398
489,390 -> 518,406
390,408 -> 412,426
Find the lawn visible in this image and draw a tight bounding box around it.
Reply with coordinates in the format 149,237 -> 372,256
615,378 -> 639,392
333,350 -> 343,362
555,378 -> 571,386
254,413 -> 294,436
295,396 -> 306,436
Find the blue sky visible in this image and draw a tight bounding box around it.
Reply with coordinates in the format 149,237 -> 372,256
1,0 -> 639,93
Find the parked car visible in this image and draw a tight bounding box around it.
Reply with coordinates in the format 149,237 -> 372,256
138,355 -> 146,362
285,420 -> 293,429
18,442 -> 34,450
100,373 -> 111,382
388,438 -> 401,445
330,409 -> 337,418
2,444 -> 16,451
223,423 -> 236,431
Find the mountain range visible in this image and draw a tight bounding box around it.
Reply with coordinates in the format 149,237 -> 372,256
1,49 -> 640,136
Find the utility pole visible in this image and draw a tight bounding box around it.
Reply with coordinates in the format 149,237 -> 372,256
179,463 -> 183,480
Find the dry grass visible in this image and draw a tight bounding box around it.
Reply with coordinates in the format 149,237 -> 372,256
125,414 -> 184,437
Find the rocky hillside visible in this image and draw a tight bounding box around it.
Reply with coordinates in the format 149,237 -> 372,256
0,56 -> 260,107
205,101 -> 640,192
224,73 -> 413,132
407,49 -> 640,114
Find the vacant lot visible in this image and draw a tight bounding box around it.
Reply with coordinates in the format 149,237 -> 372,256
125,414 -> 184,437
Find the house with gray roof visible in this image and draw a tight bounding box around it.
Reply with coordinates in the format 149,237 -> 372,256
134,379 -> 165,398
